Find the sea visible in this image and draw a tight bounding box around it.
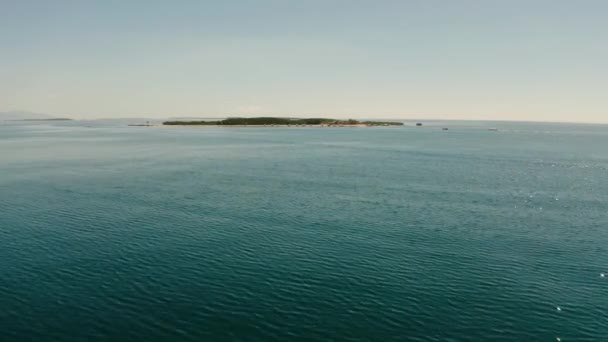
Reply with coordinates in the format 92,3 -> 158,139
1,120 -> 607,341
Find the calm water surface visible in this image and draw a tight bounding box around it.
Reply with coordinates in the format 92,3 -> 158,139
1,121 -> 607,340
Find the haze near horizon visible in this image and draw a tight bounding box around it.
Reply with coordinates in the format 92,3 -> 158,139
1,0 -> 606,123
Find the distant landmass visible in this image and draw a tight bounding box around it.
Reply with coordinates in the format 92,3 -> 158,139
163,117 -> 404,127
0,111 -> 71,121
167,116 -> 227,121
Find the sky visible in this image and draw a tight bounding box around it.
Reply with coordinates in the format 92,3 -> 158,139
1,0 -> 607,122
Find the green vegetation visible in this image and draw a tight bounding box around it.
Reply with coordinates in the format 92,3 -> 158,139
163,117 -> 403,126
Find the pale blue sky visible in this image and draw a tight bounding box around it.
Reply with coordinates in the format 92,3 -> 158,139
1,0 -> 607,122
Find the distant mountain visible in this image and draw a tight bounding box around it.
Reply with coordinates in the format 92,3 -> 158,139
167,116 -> 227,121
0,111 -> 58,120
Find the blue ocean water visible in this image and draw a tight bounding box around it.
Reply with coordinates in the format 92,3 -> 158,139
1,120 -> 607,340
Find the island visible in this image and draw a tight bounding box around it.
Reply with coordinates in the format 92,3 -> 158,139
162,117 -> 404,127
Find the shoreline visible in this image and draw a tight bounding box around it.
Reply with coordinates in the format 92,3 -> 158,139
161,117 -> 405,127
153,124 -> 393,128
